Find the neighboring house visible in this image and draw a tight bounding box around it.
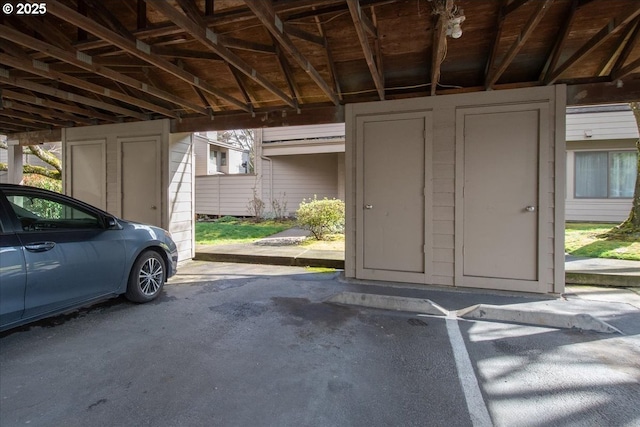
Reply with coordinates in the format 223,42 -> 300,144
193,132 -> 249,175
566,104 -> 638,222
195,124 -> 345,217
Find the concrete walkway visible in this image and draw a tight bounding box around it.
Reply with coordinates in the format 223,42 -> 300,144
194,228 -> 639,287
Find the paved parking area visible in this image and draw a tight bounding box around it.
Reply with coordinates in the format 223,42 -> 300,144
1,261 -> 639,427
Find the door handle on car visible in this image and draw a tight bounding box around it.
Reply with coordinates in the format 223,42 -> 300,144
25,241 -> 56,252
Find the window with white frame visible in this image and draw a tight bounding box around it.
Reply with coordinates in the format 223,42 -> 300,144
208,147 -> 219,173
575,151 -> 637,198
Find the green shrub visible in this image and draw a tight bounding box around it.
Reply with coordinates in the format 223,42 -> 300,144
23,174 -> 62,193
296,196 -> 345,240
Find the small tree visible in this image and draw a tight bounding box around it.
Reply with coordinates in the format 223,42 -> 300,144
296,196 -> 345,240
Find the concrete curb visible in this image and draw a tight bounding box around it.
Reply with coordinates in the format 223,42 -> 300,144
327,292 -> 446,316
194,252 -> 345,269
327,292 -> 622,334
457,304 -> 621,334
566,272 -> 639,287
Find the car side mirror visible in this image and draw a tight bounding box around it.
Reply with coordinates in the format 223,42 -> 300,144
105,216 -> 119,229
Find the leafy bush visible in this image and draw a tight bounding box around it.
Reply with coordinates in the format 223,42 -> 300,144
23,174 -> 62,193
217,215 -> 238,223
296,196 -> 345,240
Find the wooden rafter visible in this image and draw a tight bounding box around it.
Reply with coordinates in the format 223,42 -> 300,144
0,51 -> 178,118
0,117 -> 49,130
347,0 -> 384,100
485,0 -> 508,80
2,108 -> 71,127
1,89 -> 116,122
371,7 -> 384,90
539,0 -> 578,82
430,0 -> 451,96
0,70 -> 148,119
43,0 -> 251,113
229,66 -> 255,111
611,18 -> 640,80
245,0 -> 340,105
599,19 -> 639,76
271,35 -> 301,110
282,24 -> 325,46
148,0 -> 291,110
314,12 -> 342,101
2,100 -> 95,125
485,0 -> 552,89
82,0 -> 132,39
0,25 -> 208,115
546,3 -> 640,84
137,0 -> 147,30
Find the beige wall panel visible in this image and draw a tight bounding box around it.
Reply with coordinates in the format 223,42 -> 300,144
168,133 -> 194,262
346,86 -> 564,293
67,140 -> 106,209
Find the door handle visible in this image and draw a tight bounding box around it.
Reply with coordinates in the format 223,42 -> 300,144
525,206 -> 536,212
364,204 -> 373,209
25,241 -> 56,252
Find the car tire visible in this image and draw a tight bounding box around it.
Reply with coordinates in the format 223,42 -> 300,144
125,250 -> 166,303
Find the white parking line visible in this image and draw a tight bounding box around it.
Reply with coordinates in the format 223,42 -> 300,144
445,314 -> 493,427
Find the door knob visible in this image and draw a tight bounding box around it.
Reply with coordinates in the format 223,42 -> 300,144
364,204 -> 373,209
151,205 -> 157,210
525,206 -> 536,212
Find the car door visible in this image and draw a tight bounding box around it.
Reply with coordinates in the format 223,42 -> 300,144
0,200 -> 27,328
2,187 -> 127,319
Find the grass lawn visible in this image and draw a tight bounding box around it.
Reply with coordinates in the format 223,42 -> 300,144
565,223 -> 640,261
195,218 -> 293,245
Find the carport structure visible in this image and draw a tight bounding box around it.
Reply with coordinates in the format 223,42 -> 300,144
1,0 -> 639,293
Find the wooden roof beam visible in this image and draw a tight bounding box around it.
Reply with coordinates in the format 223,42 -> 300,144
1,89 -> 116,122
0,51 -> 178,119
2,100 -> 95,125
3,128 -> 62,145
2,108 -> 72,127
147,0 -> 290,110
611,18 -> 640,80
245,0 -> 340,105
485,0 -> 552,89
539,0 -> 578,82
45,0 -> 251,113
0,117 -> 49,130
271,35 -> 301,111
314,12 -> 343,101
599,19 -> 640,77
430,0 -> 451,96
546,4 -> 640,84
484,0 -> 508,81
0,69 -> 144,119
0,25 -> 208,115
229,66 -> 255,112
347,0 -> 384,100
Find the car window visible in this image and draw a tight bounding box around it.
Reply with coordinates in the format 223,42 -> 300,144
6,194 -> 101,231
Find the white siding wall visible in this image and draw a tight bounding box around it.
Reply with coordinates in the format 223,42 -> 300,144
270,153 -> 339,216
168,133 -> 194,262
263,123 -> 345,142
194,138 -> 209,176
195,175 -> 257,216
566,109 -> 637,141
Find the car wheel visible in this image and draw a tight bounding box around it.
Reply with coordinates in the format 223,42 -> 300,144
125,251 -> 166,303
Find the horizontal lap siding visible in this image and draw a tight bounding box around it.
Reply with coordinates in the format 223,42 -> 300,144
566,111 -> 638,141
168,134 -> 194,262
195,175 -> 256,216
271,153 -> 339,216
263,124 -> 345,142
566,200 -> 632,222
432,109 -> 455,287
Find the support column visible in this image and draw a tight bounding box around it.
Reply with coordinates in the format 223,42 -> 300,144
7,141 -> 23,184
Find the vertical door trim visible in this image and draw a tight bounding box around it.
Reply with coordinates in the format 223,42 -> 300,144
355,111 -> 433,284
455,102 -> 550,293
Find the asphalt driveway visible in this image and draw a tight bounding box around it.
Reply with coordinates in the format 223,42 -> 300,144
1,261 -> 639,427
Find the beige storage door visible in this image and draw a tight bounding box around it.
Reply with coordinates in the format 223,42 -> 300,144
120,136 -> 161,226
356,112 -> 432,283
456,104 -> 546,292
68,141 -> 106,209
